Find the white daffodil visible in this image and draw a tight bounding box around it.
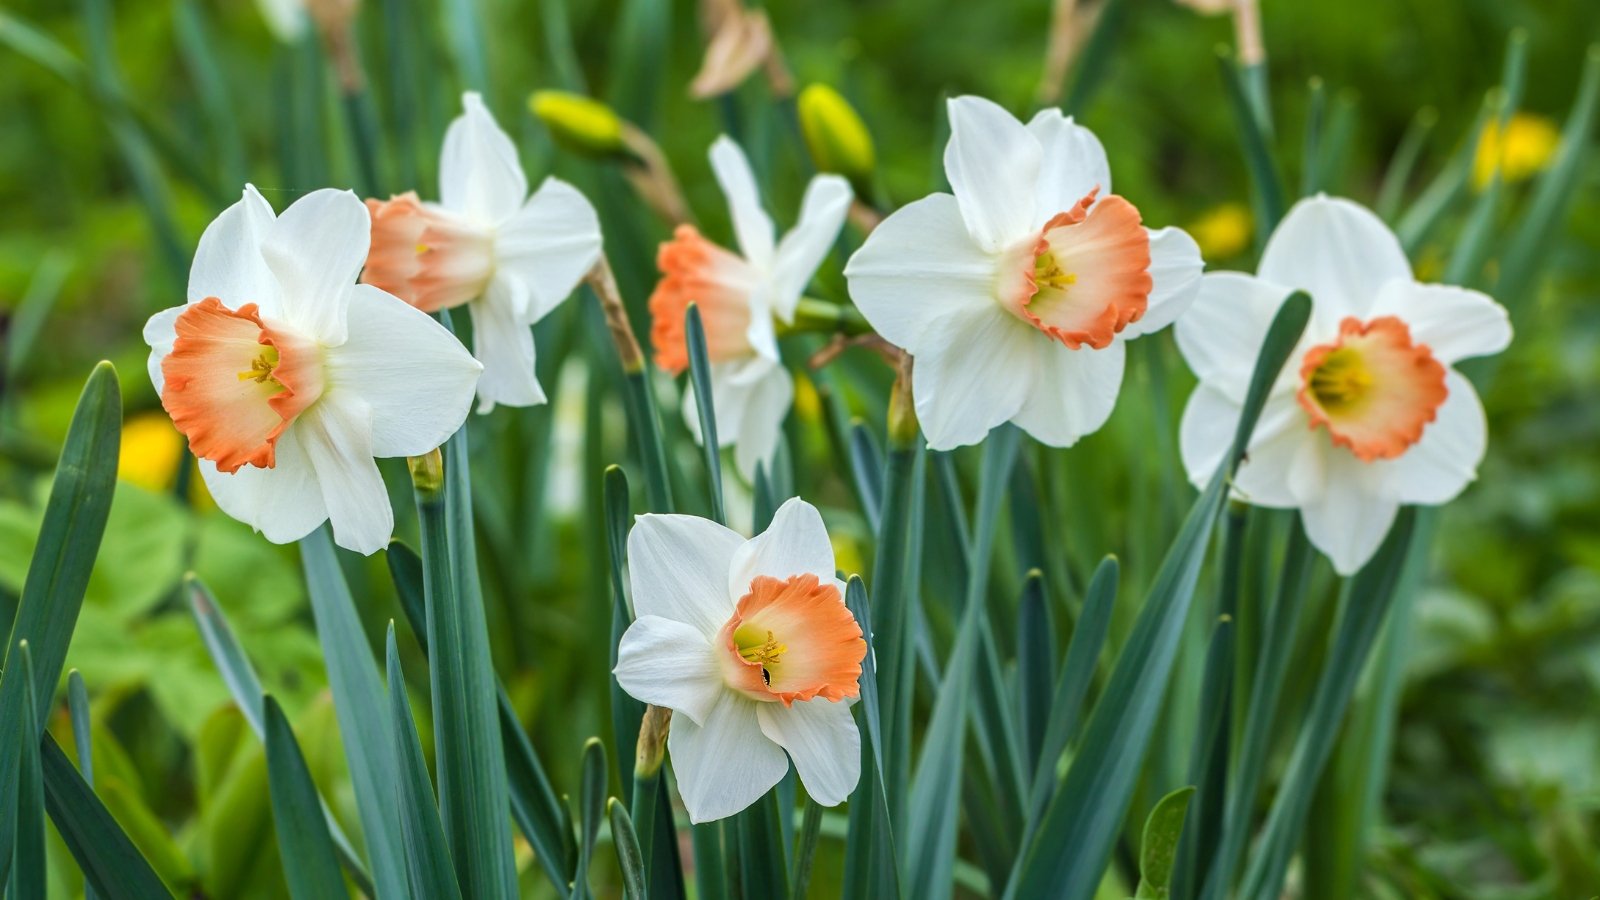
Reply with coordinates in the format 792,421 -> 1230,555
144,186 -> 481,555
1176,195 -> 1512,574
648,136 -> 851,480
363,92 -> 603,412
845,95 -> 1204,451
613,498 -> 864,823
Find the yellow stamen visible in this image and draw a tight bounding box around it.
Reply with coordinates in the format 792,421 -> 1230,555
739,630 -> 787,666
1308,346 -> 1371,412
1033,251 -> 1078,292
236,347 -> 281,384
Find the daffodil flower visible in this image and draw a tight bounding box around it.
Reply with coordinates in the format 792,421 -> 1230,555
1176,195 -> 1512,574
649,136 -> 851,480
613,498 -> 864,822
844,95 -> 1204,451
143,186 -> 482,554
363,92 -> 603,412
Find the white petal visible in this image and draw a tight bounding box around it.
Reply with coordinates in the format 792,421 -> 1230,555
668,692 -> 788,823
628,513 -> 746,637
492,177 -> 603,324
912,306 -> 1041,451
683,358 -> 793,482
259,188 -> 369,345
198,427 -> 328,544
1175,271 -> 1293,403
769,174 -> 852,321
1025,109 -> 1111,227
727,497 -> 835,600
613,616 -> 724,726
1367,281 -> 1511,365
1370,371 -> 1486,505
1299,450 -> 1397,576
189,185 -> 281,315
296,393 -> 393,555
324,284 -> 481,457
844,193 -> 997,353
440,92 -> 528,225
468,276 -> 544,413
710,136 -> 775,267
1231,394 -> 1317,508
1179,383 -> 1238,489
944,96 -> 1040,252
757,699 -> 860,806
143,306 -> 183,394
1258,195 -> 1410,329
1010,341 -> 1125,447
1120,226 -> 1203,339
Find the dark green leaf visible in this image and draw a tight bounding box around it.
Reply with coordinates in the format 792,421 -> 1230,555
841,576 -> 901,900
609,799 -> 647,900
264,696 -> 348,899
66,670 -> 96,900
41,732 -> 169,899
0,362 -> 119,886
13,645 -> 44,900
683,304 -> 725,524
575,738 -> 607,900
385,627 -> 463,900
1217,47 -> 1286,245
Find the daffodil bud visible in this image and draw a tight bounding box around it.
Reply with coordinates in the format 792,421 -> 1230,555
529,91 -> 627,158
798,84 -> 876,194
408,448 -> 445,496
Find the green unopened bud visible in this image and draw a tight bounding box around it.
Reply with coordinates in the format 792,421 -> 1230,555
529,91 -> 627,158
798,84 -> 876,192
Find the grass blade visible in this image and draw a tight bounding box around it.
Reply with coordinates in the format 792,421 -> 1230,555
300,528 -> 412,900
66,670 -> 96,900
0,361 -> 119,886
841,576 -> 902,900
387,541 -> 575,896
1375,108 -> 1439,221
40,732 -> 169,899
1217,47 -> 1286,246
186,575 -> 374,895
385,627 -> 463,900
684,304 -> 726,524
610,799 -> 648,900
1016,570 -> 1055,773
575,738 -> 607,900
410,453 -> 518,899
735,792 -> 790,900
790,797 -> 824,899
604,466 -> 644,799
1010,293 -> 1311,900
263,696 -> 348,899
13,644 -> 44,900
1237,509 -> 1420,899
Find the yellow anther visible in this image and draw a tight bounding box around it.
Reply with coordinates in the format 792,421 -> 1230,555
1033,251 -> 1078,292
1309,347 -> 1371,411
237,351 -> 280,384
739,630 -> 788,667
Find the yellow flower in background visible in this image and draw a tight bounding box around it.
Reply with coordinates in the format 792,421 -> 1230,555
798,84 -> 877,193
1189,202 -> 1253,260
117,412 -> 184,492
1473,112 -> 1560,190
528,91 -> 627,158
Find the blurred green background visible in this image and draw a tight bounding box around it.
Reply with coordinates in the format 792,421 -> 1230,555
2,0 -> 1599,896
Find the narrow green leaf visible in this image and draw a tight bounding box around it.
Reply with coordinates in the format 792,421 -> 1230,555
1396,95 -> 1494,253
186,575 -> 374,896
735,791 -> 790,900
13,644 -> 44,900
300,529 -> 412,900
385,627 -> 463,900
606,0 -> 669,127
412,469 -> 517,899
1060,0 -> 1128,115
3,251 -> 70,383
692,822 -> 728,900
1496,44 -> 1600,308
264,696 -> 348,899
0,362 -> 119,886
575,738 -> 607,900
172,0 -> 244,190
603,466 -> 645,799
387,542 -> 575,897
1301,78 -> 1326,197
840,577 -> 901,900
847,420 -> 885,530
1134,787 -> 1196,900
1238,509 -> 1420,899
1009,294 -> 1311,900
609,799 -> 648,900
439,0 -> 488,91
1375,108 -> 1439,221
1445,31 -> 1529,287
1014,554 -> 1118,878
67,670 -> 96,900
1217,47 -> 1286,244
619,364 -> 675,513
870,439 -> 919,834
40,733 -> 169,899
789,797 -> 824,899
907,425 -> 1018,900
683,304 -> 726,524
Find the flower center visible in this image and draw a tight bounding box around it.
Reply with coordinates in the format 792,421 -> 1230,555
648,224 -> 759,374
1296,316 -> 1449,462
362,192 -> 495,313
161,298 -> 325,473
716,573 -> 864,705
1000,187 -> 1152,350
